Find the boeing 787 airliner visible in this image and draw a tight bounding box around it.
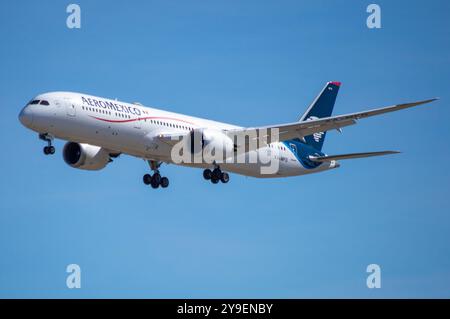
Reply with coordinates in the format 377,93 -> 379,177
18,82 -> 437,189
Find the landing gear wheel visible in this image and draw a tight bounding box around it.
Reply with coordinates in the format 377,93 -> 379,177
43,146 -> 55,155
152,172 -> 161,185
160,177 -> 169,188
211,177 -> 219,184
143,174 -> 152,185
150,179 -> 160,189
145,160 -> 169,189
212,168 -> 221,181
220,172 -> 229,183
203,169 -> 212,180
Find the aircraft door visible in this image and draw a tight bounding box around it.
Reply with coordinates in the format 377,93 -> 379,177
64,98 -> 76,117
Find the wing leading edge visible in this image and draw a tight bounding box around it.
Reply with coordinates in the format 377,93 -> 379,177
226,98 -> 438,149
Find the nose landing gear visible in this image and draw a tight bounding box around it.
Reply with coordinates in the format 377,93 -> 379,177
143,160 -> 170,189
203,167 -> 229,184
39,133 -> 55,155
43,146 -> 55,155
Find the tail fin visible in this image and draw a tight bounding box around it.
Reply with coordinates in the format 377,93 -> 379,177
299,81 -> 341,151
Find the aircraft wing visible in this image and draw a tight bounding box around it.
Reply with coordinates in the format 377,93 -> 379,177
156,132 -> 187,146
225,98 -> 438,149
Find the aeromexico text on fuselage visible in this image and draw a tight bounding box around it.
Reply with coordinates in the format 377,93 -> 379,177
81,96 -> 142,116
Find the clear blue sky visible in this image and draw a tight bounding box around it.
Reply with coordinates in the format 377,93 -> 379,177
1,0 -> 449,298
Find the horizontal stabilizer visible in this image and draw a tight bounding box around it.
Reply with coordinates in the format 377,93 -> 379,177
308,151 -> 400,162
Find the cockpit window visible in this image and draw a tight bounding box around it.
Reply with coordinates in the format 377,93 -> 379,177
40,100 -> 50,105
29,100 -> 40,105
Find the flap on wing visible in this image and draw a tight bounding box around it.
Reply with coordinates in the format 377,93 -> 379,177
308,151 -> 400,162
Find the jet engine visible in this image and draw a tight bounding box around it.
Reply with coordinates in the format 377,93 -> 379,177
189,129 -> 235,162
63,142 -> 112,170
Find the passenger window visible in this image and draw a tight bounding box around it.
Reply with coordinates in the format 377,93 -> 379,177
40,100 -> 50,105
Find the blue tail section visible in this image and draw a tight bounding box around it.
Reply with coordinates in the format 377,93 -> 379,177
297,81 -> 341,151
283,140 -> 324,169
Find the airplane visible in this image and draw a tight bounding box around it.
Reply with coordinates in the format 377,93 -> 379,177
18,81 -> 437,189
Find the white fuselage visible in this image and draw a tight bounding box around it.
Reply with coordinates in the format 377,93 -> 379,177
18,92 -> 338,178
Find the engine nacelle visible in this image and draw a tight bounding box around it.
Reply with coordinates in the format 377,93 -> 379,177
63,142 -> 111,170
190,129 -> 235,162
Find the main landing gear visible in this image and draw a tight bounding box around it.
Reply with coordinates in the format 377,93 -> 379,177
203,167 -> 229,184
143,160 -> 169,189
39,133 -> 55,155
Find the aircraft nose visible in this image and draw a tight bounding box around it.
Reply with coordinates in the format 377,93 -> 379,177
19,106 -> 33,127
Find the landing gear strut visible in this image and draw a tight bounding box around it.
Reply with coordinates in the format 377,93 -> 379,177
143,160 -> 169,189
203,166 -> 229,184
39,133 -> 55,155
